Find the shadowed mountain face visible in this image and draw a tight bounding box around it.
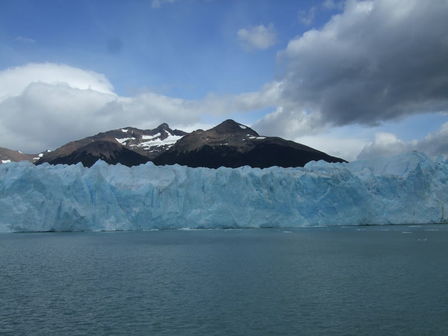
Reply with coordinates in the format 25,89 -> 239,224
35,123 -> 188,166
46,140 -> 150,168
37,123 -> 188,163
0,147 -> 36,163
154,120 -> 346,168
20,119 -> 345,168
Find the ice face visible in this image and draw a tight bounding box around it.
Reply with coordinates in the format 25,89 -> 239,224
0,151 -> 447,232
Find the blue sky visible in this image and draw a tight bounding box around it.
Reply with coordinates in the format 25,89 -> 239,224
0,0 -> 447,160
1,0 -> 314,96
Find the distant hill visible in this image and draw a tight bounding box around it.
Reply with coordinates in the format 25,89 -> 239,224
1,120 -> 346,168
35,123 -> 187,167
0,146 -> 37,164
154,119 -> 346,168
44,140 -> 150,168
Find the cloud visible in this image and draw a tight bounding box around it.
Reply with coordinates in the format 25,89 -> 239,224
0,83 -> 116,152
253,106 -> 324,140
298,7 -> 317,26
415,123 -> 448,158
0,63 -> 279,153
197,81 -> 281,115
0,63 -> 200,152
237,24 -> 277,50
322,0 -> 344,11
294,134 -> 367,161
358,123 -> 448,159
0,63 -> 114,101
278,0 -> 448,128
151,0 -> 177,8
255,109 -> 367,161
357,132 -> 408,159
15,36 -> 36,44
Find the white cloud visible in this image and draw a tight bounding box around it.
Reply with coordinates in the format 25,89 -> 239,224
266,120 -> 448,162
298,7 -> 317,26
0,83 -> 116,151
0,88 -> 202,153
294,134 -> 367,161
0,63 -> 114,102
15,36 -> 36,44
322,0 -> 343,10
416,123 -> 448,158
357,132 -> 408,160
197,81 -> 281,115
0,63 -> 280,153
237,24 -> 277,50
0,63 -> 200,152
358,123 -> 448,160
151,0 -> 177,8
253,106 -> 324,140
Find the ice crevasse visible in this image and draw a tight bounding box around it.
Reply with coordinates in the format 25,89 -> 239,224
0,151 -> 447,232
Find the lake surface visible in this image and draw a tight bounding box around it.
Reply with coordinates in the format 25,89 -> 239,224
1,225 -> 448,335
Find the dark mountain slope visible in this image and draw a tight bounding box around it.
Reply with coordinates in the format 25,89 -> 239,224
47,140 -> 150,167
35,123 -> 187,166
154,120 -> 346,168
0,147 -> 36,163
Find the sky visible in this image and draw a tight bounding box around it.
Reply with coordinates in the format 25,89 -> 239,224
0,0 -> 447,161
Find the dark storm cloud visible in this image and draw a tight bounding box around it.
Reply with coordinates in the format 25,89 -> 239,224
280,0 -> 448,126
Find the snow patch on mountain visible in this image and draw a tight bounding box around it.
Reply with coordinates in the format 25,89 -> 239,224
139,134 -> 183,148
115,129 -> 184,151
115,137 -> 135,145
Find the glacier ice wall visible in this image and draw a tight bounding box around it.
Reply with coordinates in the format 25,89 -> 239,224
0,151 -> 447,232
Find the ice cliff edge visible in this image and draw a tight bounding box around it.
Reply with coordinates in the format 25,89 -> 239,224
0,151 -> 447,232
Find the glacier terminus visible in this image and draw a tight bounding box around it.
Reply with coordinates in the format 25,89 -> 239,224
0,151 -> 447,232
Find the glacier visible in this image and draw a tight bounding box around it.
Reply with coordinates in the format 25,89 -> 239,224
0,151 -> 447,232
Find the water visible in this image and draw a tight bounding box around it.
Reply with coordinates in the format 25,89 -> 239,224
1,226 -> 448,336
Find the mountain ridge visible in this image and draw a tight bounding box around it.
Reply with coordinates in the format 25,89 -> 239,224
2,120 -> 346,168
154,119 -> 345,168
0,146 -> 37,163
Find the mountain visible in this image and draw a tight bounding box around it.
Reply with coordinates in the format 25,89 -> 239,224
153,119 -> 346,168
94,123 -> 187,158
31,119 -> 345,168
45,140 -> 150,168
36,124 -> 187,166
0,147 -> 36,164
